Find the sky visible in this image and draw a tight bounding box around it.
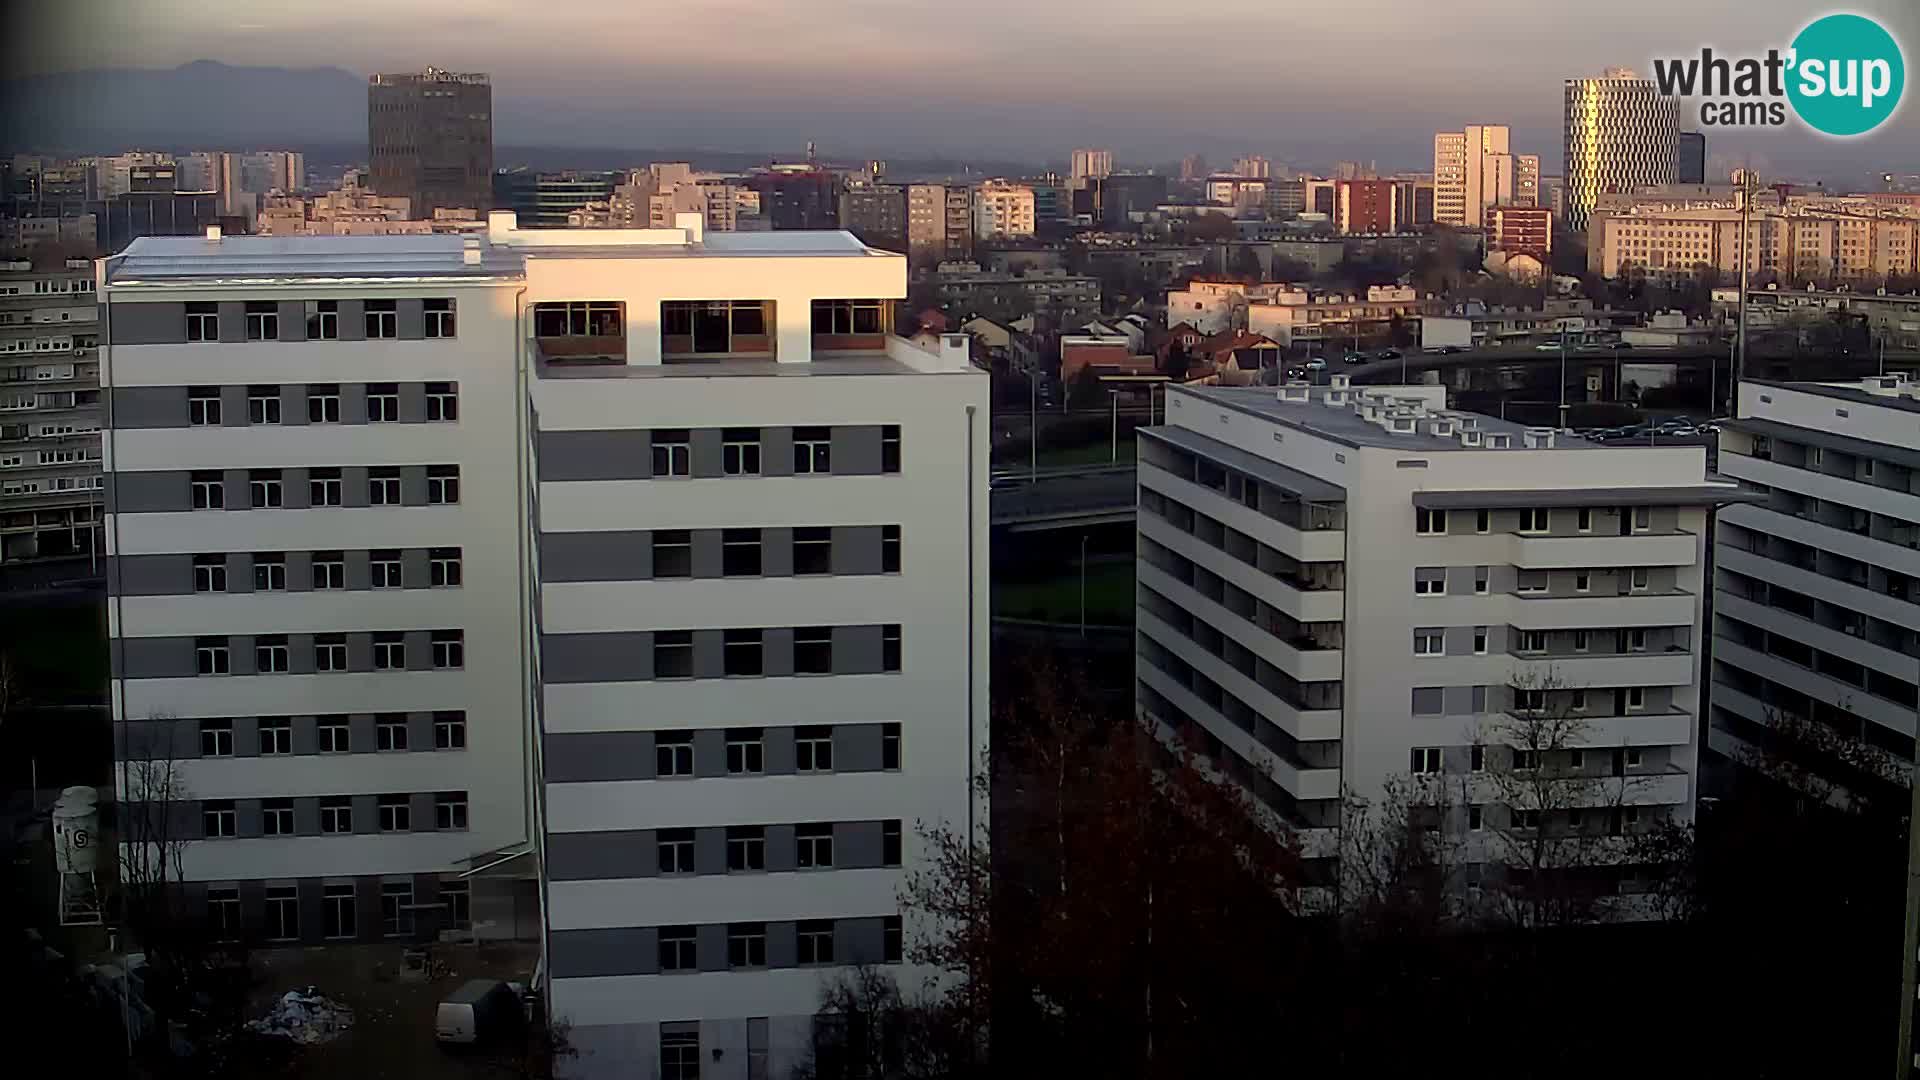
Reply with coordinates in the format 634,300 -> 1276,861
10,0 -> 1919,178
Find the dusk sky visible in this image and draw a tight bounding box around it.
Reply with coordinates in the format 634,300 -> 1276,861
11,0 -> 1918,177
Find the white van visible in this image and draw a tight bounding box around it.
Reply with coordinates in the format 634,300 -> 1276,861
436,979 -> 521,1046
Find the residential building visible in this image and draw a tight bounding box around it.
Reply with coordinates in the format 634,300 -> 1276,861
1563,68 -> 1680,233
1390,178 -> 1436,230
1,215 -> 97,252
1091,174 -> 1169,229
89,190 -> 219,253
647,175 -> 762,233
974,180 -> 1037,239
1710,376 -> 1920,801
1720,287 -> 1920,351
368,69 -> 494,216
1488,205 -> 1554,261
1588,200 -> 1919,282
1181,155 -> 1209,181
1678,132 -> 1707,185
905,185 -> 971,263
491,170 -> 617,229
923,264 -> 1099,324
746,166 -> 840,230
1244,285 -> 1433,346
1334,180 -> 1398,235
85,153 -> 174,200
99,215 -> 986,1077
1137,377 -> 1730,891
1071,149 -> 1114,185
1267,180 -> 1308,219
838,181 -> 906,249
1206,176 -> 1268,212
1235,156 -> 1273,179
1433,125 -> 1538,228
1,258 -> 102,564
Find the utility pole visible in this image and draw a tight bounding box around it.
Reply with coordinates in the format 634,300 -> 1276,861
1734,167 -> 1758,417
1028,363 -> 1038,481
1557,325 -> 1569,432
1110,389 -> 1119,462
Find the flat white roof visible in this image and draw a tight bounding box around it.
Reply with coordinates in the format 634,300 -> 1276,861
107,234 -> 522,284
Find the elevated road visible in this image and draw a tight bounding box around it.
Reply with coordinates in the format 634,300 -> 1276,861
1338,345 -> 1920,382
990,466 -> 1137,531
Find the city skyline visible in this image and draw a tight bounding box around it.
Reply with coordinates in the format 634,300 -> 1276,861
9,0 -> 1916,181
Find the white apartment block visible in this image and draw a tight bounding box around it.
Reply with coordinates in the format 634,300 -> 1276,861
1071,148 -> 1113,184
100,213 -> 989,1079
1135,378 -> 1733,885
2,258 -> 104,564
973,180 -> 1036,239
1433,125 -> 1537,229
1710,377 -> 1920,795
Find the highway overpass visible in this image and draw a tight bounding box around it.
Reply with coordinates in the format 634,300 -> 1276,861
990,465 -> 1137,530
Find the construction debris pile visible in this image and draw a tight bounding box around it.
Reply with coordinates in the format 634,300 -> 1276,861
245,988 -> 355,1045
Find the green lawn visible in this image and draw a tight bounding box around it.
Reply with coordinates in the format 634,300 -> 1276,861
992,561 -> 1135,625
1032,438 -> 1137,469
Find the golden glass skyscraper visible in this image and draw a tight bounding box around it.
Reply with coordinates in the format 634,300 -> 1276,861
1563,68 -> 1679,233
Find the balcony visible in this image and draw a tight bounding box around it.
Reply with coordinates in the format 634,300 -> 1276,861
1507,530 -> 1698,570
1137,661 -> 1342,802
661,299 -> 774,361
1505,648 -> 1695,689
1138,610 -> 1342,741
1506,590 -> 1698,629
1712,635 -> 1916,735
1139,460 -> 1344,563
1138,560 -> 1343,683
1504,708 -> 1695,748
1138,511 -> 1344,623
1721,451 -> 1920,527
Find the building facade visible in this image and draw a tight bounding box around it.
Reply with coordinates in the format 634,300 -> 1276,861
2,258 -> 103,564
491,171 -> 618,230
1136,378 -> 1729,898
368,69 -> 494,216
1488,205 -> 1554,261
99,215 -> 988,1079
1709,377 -> 1920,798
1433,125 -> 1537,228
1588,201 -> 1918,282
905,184 -> 971,264
837,181 -> 906,250
1334,180 -> 1398,235
1563,69 -> 1680,233
974,180 -> 1037,239
1677,132 -> 1707,186
1071,148 -> 1114,185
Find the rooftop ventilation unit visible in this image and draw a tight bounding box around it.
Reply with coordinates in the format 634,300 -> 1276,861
1324,389 -> 1349,406
1424,419 -> 1456,437
1522,427 -> 1556,449
1486,432 -> 1512,449
1328,373 -> 1352,390
1459,429 -> 1484,447
1277,382 -> 1311,403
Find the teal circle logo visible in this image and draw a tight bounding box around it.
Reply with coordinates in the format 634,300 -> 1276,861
1787,13 -> 1905,136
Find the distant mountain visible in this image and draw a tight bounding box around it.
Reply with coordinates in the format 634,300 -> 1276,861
0,60 -> 368,152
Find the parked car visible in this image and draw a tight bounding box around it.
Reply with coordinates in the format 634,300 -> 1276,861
1285,365 -> 1306,379
1342,352 -> 1367,364
1375,349 -> 1402,360
1305,358 -> 1328,372
1534,342 -> 1563,352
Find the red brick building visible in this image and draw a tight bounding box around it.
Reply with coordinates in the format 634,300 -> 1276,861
1334,179 -> 1398,235
1487,205 -> 1553,260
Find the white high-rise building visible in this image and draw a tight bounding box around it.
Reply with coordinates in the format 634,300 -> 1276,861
1135,378 -> 1735,891
99,213 -> 989,1077
1710,376 -> 1920,797
1071,148 -> 1113,185
1564,68 -> 1680,232
1433,125 -> 1537,228
974,179 -> 1037,238
1,257 -> 104,565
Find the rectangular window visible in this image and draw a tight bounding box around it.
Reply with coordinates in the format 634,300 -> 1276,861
722,529 -> 762,576
207,888 -> 241,939
877,526 -> 903,576
263,798 -> 294,835
881,425 -> 901,473
378,794 -> 411,832
1571,689 -> 1589,712
1475,509 -> 1490,534
424,298 -> 456,338
654,630 -> 693,678
1575,572 -> 1591,593
366,382 -> 399,422
307,384 -> 340,423
319,715 -> 350,752
722,428 -> 761,476
651,429 -> 690,477
435,791 -> 468,830
1515,688 -> 1546,712
1626,686 -> 1646,711
429,548 -> 462,587
657,829 -> 694,874
1573,630 -> 1590,653
252,552 -> 286,591
1632,506 -> 1652,532
323,883 -> 356,939
247,385 -> 281,424
728,923 -> 768,969
376,713 -> 408,750
434,711 -> 466,750
1630,567 -> 1650,592
370,550 -> 402,589
315,634 -> 348,672
727,825 -> 766,871
653,531 -> 692,578
795,628 -> 833,674
882,723 -> 901,770
309,467 -> 343,506
432,630 -> 465,669
1517,630 -> 1547,654
266,886 -> 299,940
727,728 -> 764,774
883,820 -> 903,866
191,471 -> 224,509
794,426 -> 832,473
381,881 -> 415,936
661,1030 -> 700,1080
1513,808 -> 1540,830
797,920 -> 835,965
793,527 -> 832,574
203,800 -> 237,838
186,302 -> 218,342
795,725 -> 834,771
1413,629 -> 1443,657
188,386 -> 221,425
249,469 -> 283,508
796,823 -> 835,869
372,632 -> 405,670
1513,749 -> 1539,771
1518,508 -> 1549,534
369,467 -> 401,505
364,299 -> 398,339
196,636 -> 230,675
1413,567 -> 1445,595
1517,571 -> 1549,595
320,797 -> 353,834
200,718 -> 234,757
426,465 -> 459,504
1468,806 -> 1484,832
193,553 -> 227,593
1470,745 -> 1485,773
1474,566 -> 1490,595
426,382 -> 457,421
1627,629 -> 1648,653
258,716 -> 292,754
1576,507 -> 1593,533
1416,507 -> 1446,535
534,300 -> 624,338
1410,747 -> 1442,774
656,731 -> 694,777
723,628 -> 763,676
1472,626 -> 1489,655
305,300 -> 338,340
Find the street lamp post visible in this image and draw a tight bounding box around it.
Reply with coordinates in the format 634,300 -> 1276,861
1110,390 -> 1119,463
1557,327 -> 1569,432
1028,364 -> 1038,482
1078,532 -> 1090,638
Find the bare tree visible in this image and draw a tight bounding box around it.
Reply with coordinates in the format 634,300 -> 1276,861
790,966 -> 972,1080
1337,774 -> 1465,932
1732,699 -> 1908,817
117,714 -> 192,944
